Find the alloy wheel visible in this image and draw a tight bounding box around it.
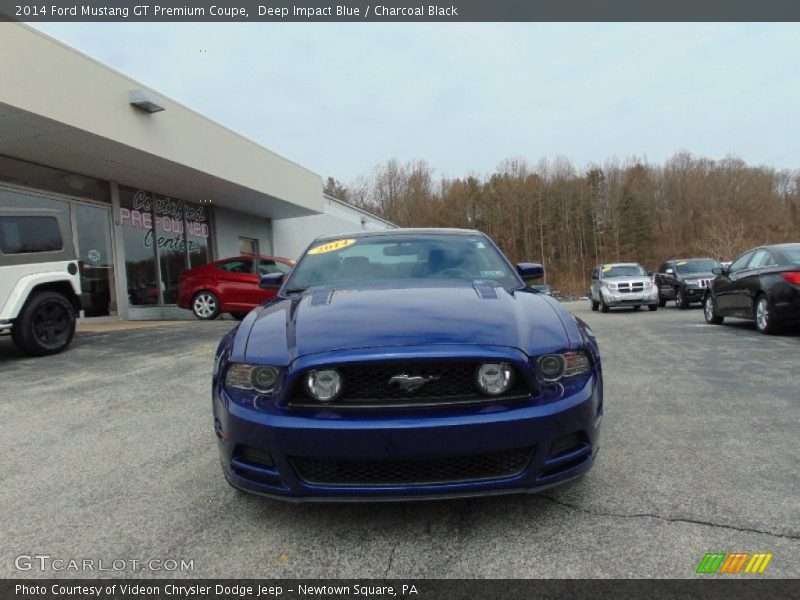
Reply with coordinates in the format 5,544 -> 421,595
194,294 -> 217,318
704,296 -> 713,321
756,298 -> 769,331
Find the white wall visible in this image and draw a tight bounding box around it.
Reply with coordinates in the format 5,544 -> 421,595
272,196 -> 394,260
214,206 -> 273,258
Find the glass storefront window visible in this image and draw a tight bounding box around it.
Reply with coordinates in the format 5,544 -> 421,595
186,202 -> 211,269
154,195 -> 188,305
119,187 -> 213,306
119,187 -> 159,306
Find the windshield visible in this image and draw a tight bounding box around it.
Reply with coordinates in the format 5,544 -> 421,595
674,259 -> 720,274
601,265 -> 646,279
284,234 -> 520,291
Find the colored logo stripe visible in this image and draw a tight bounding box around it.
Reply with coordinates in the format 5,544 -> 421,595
719,553 -> 749,573
745,553 -> 773,574
697,553 -> 726,573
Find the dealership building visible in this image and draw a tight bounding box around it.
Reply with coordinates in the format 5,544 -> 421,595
0,23 -> 393,320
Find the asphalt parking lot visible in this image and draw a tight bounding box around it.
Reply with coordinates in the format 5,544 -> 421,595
1,302 -> 798,579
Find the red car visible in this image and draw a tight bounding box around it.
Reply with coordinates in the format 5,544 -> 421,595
178,255 -> 294,320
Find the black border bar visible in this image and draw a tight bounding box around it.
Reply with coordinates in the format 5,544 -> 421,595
3,579 -> 800,600
2,0 -> 800,22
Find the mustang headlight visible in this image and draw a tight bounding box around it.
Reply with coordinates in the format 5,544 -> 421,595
304,369 -> 343,402
475,362 -> 514,395
225,363 -> 281,394
536,351 -> 591,382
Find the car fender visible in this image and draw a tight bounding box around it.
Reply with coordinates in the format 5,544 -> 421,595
0,265 -> 82,321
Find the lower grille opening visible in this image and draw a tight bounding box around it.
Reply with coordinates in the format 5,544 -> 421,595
540,432 -> 591,478
233,444 -> 274,468
548,432 -> 588,459
291,447 -> 534,487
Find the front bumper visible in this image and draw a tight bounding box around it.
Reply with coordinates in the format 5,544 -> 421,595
680,286 -> 708,302
601,289 -> 658,306
214,372 -> 602,501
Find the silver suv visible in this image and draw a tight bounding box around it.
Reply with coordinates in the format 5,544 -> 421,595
590,262 -> 658,313
0,208 -> 85,355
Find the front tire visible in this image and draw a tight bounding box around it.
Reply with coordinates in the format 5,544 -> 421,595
11,291 -> 77,356
600,297 -> 610,313
648,304 -> 658,312
754,294 -> 779,334
591,300 -> 599,311
675,287 -> 689,309
657,294 -> 667,308
704,294 -> 723,325
632,305 -> 641,311
191,291 -> 220,320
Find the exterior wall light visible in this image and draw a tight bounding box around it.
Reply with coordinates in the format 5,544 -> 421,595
129,89 -> 165,113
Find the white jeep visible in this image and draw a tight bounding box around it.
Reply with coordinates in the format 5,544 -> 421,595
0,208 -> 85,356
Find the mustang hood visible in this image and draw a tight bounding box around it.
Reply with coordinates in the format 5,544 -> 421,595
242,283 -> 571,363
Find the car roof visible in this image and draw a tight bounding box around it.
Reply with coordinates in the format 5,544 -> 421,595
313,228 -> 482,242
597,262 -> 642,268
667,257 -> 716,263
214,255 -> 291,262
761,243 -> 800,251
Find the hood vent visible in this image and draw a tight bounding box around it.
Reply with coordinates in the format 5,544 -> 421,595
473,281 -> 498,299
309,289 -> 333,306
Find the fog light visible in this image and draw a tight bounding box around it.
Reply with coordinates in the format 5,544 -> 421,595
475,362 -> 513,395
304,369 -> 343,402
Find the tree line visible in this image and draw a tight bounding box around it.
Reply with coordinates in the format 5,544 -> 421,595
325,152 -> 800,294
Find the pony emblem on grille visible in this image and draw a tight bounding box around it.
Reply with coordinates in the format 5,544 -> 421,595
388,373 -> 441,392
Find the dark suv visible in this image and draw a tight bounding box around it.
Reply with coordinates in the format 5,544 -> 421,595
654,258 -> 721,309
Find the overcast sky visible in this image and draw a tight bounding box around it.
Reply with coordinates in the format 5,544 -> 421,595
32,23 -> 800,183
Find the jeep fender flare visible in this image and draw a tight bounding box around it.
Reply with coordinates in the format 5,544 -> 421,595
0,270 -> 82,321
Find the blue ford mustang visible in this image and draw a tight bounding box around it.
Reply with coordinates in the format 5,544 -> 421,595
212,229 -> 603,501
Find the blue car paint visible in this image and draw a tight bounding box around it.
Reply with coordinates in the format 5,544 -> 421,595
212,232 -> 603,501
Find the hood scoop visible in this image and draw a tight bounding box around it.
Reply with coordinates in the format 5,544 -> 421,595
472,281 -> 499,299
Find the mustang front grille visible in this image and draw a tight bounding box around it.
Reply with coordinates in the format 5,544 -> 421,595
291,447 -> 534,487
287,360 -> 531,408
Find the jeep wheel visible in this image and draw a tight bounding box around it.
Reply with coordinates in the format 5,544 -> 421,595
675,288 -> 689,309
600,298 -> 610,313
657,294 -> 667,308
191,291 -> 220,320
754,295 -> 780,334
591,300 -> 599,312
704,294 -> 723,325
648,304 -> 658,312
11,291 -> 77,356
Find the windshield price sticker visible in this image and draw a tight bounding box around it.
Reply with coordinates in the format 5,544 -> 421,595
308,238 -> 356,255
602,267 -> 612,272
677,261 -> 688,266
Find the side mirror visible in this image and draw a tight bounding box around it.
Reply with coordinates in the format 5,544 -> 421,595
711,267 -> 725,276
517,262 -> 544,280
665,268 -> 674,275
259,273 -> 284,289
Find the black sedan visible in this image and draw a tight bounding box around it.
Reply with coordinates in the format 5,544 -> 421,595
704,243 -> 800,334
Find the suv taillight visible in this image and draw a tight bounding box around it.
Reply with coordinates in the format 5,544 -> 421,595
780,272 -> 800,285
